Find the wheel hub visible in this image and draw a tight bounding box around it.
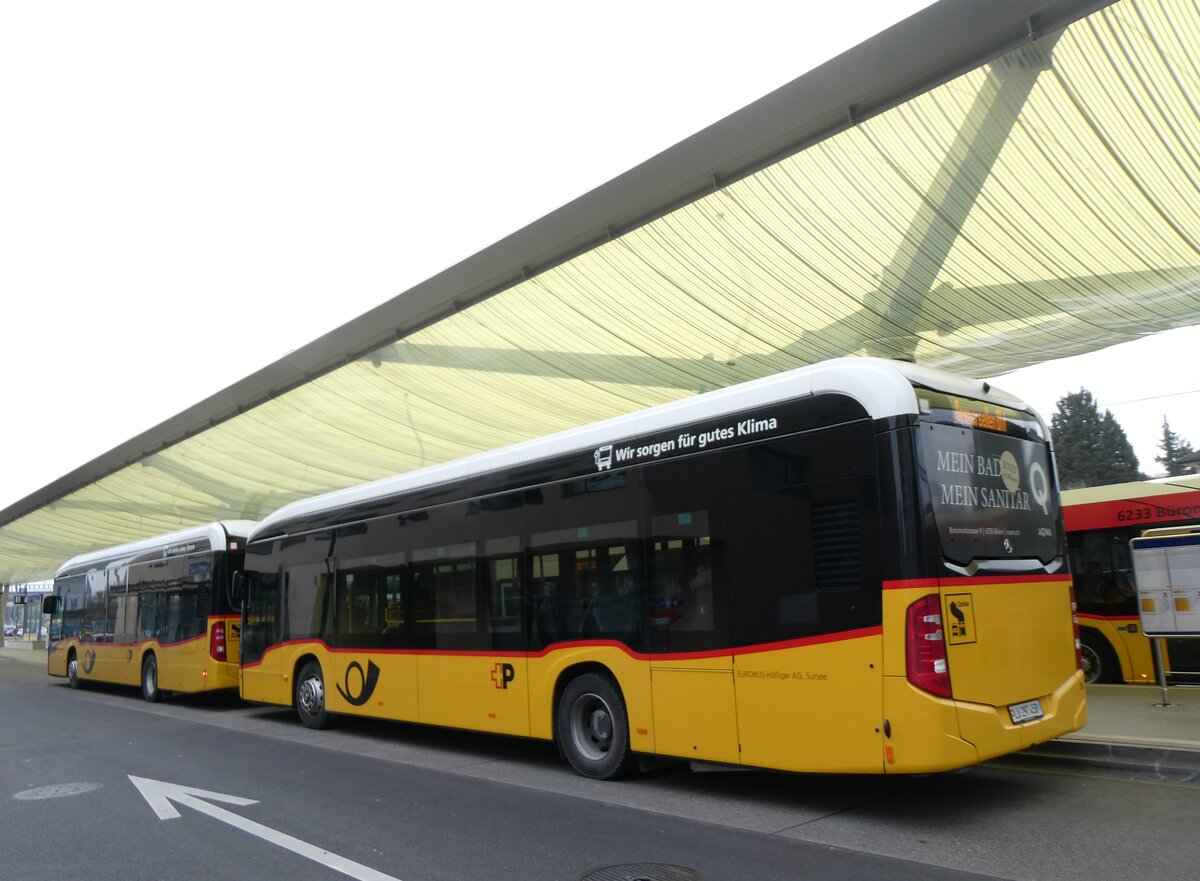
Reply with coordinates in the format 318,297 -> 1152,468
299,676 -> 324,714
589,709 -> 612,743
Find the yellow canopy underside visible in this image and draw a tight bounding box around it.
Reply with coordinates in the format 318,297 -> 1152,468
4,0 -> 1199,581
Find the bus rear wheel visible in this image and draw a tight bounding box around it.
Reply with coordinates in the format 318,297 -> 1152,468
556,672 -> 637,780
295,661 -> 330,729
1080,631 -> 1117,684
142,654 -> 163,703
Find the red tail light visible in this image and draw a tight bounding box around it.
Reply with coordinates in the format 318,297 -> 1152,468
210,621 -> 227,662
1069,585 -> 1083,672
906,594 -> 951,698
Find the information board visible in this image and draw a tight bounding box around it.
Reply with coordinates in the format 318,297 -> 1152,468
1130,530 -> 1200,637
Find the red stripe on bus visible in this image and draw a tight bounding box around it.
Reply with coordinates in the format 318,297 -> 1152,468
68,633 -> 209,650
240,628 -> 884,667
883,578 -> 940,590
883,574 -> 1070,590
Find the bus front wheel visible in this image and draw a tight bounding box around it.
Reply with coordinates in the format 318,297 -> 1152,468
142,654 -> 163,703
556,672 -> 637,780
66,650 -> 80,689
295,661 -> 330,729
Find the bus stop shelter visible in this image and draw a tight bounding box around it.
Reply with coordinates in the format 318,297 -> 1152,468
2,0 -> 1199,582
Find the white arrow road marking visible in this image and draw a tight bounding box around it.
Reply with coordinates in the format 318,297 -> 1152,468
129,776 -> 402,881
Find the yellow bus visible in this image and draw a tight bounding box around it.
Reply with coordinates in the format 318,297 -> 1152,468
1062,474 -> 1200,685
238,357 -> 1085,777
45,521 -> 255,701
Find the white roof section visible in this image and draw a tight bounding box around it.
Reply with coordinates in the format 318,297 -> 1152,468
6,0 -> 1200,580
249,356 -> 1021,539
55,520 -> 257,578
1061,472 -> 1200,505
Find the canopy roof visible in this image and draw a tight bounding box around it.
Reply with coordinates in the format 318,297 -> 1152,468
4,0 -> 1200,581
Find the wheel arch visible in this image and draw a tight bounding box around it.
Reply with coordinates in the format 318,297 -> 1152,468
291,652 -> 321,706
64,645 -> 82,688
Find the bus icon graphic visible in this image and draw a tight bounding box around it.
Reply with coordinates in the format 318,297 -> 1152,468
594,445 -> 613,471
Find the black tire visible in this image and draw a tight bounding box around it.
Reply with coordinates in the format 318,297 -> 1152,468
141,654 -> 163,703
66,650 -> 80,689
556,672 -> 637,780
1080,631 -> 1118,684
295,660 -> 330,729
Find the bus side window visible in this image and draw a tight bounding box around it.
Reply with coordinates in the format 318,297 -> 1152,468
648,536 -> 715,635
486,554 -> 524,651
333,516 -> 408,649
279,531 -> 334,643
643,455 -> 726,654
480,491 -> 526,651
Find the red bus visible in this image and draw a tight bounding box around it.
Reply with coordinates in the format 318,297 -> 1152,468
1062,474 -> 1200,684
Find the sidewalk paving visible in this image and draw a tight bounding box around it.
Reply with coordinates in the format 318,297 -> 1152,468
2,642 -> 1195,775
0,641 -> 45,664
1023,682 -> 1200,780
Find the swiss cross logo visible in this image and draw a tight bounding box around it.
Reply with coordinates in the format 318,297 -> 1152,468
491,662 -> 515,690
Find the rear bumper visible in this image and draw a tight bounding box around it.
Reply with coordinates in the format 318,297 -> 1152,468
884,669 -> 1087,773
959,668 -> 1088,762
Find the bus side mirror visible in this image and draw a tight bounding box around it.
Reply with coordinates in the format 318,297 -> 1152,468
42,595 -> 60,615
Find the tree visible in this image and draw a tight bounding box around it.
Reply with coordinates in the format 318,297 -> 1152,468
1155,417 -> 1196,476
1050,389 -> 1142,489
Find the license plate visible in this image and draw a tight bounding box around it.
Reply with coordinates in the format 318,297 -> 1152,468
1008,698 -> 1044,725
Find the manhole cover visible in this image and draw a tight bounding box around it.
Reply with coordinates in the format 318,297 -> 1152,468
13,782 -> 102,800
580,864 -> 701,881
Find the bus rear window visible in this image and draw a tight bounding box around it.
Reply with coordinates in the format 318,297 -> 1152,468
918,419 -> 1060,566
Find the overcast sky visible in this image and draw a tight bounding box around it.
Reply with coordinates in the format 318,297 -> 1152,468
3,1 -> 1198,517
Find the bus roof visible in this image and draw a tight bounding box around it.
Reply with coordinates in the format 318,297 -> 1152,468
1062,474 -> 1200,506
1061,474 -> 1200,533
249,357 -> 1032,543
54,520 -> 258,578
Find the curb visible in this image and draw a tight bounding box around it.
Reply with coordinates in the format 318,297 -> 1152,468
1009,738 -> 1200,783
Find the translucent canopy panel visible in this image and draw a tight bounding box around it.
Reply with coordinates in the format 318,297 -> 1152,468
4,0 -> 1200,581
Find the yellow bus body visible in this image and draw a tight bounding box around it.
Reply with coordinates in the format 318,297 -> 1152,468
47,615 -> 240,694
1078,613 -> 1156,684
241,575 -> 1084,774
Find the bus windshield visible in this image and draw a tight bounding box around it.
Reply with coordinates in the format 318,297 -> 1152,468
914,388 -> 1060,566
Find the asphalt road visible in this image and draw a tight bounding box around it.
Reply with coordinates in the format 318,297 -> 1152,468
1,659 -> 1194,881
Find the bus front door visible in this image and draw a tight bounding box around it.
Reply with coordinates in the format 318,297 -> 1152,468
239,572 -> 284,704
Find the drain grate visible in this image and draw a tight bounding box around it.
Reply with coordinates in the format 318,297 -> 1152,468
580,864 -> 701,881
13,782 -> 102,800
